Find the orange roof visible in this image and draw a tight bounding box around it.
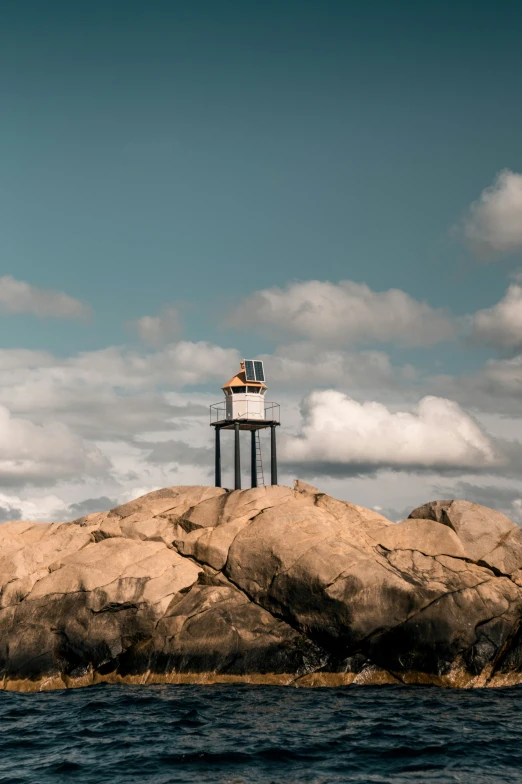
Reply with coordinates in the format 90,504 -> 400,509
222,369 -> 266,390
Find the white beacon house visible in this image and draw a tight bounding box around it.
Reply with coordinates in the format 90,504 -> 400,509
210,360 -> 280,490
223,359 -> 267,420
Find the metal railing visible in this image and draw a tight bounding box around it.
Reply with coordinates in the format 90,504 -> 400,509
210,401 -> 226,424
264,402 -> 280,422
210,400 -> 280,424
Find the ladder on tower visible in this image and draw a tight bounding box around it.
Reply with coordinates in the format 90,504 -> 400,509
255,430 -> 265,486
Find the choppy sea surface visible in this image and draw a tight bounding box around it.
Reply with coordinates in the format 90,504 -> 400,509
1,684 -> 521,783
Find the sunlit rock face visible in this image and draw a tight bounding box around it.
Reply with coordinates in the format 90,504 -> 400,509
2,480 -> 522,691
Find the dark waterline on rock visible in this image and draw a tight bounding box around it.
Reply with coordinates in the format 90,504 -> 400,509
1,684 -> 521,783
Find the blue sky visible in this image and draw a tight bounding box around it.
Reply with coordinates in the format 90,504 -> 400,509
2,1 -> 522,520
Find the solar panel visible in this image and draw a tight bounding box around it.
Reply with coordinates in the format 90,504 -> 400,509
244,360 -> 256,381
254,360 -> 265,382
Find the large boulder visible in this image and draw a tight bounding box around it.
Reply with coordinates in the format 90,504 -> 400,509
408,499 -> 522,574
2,482 -> 522,691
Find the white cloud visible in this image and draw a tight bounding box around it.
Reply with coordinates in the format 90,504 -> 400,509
231,280 -> 455,346
133,306 -> 182,345
0,276 -> 90,319
263,342 -> 416,389
0,491 -> 70,522
0,340 -> 239,503
470,283 -> 522,351
282,391 -> 498,473
155,341 -> 239,386
0,491 -> 120,523
0,339 -> 229,504
461,169 -> 522,256
4,316 -> 521,520
0,404 -> 109,487
0,342 -> 239,440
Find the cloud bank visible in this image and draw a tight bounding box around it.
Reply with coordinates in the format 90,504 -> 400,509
0,342 -> 239,441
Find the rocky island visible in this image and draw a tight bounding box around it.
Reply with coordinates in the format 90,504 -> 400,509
2,480 -> 522,691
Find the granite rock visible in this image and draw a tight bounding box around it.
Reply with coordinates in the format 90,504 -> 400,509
409,499 -> 522,574
2,483 -> 522,691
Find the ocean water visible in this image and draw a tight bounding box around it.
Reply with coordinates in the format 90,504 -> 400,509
0,684 -> 521,783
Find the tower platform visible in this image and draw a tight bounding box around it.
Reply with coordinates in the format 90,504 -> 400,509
210,418 -> 280,431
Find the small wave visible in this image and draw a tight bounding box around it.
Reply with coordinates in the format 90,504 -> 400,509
48,760 -> 82,773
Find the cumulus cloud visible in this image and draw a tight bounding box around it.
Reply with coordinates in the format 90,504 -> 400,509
133,307 -> 182,345
470,283 -> 522,351
230,280 -> 455,346
0,404 -> 109,487
282,391 -> 498,476
461,170 -> 522,256
0,276 -> 90,319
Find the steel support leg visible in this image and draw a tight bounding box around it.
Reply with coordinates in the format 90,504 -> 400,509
234,423 -> 241,490
251,430 -> 257,488
215,426 -> 221,488
270,424 -> 277,486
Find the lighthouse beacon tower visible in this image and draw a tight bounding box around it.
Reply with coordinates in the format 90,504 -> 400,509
210,360 -> 280,490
